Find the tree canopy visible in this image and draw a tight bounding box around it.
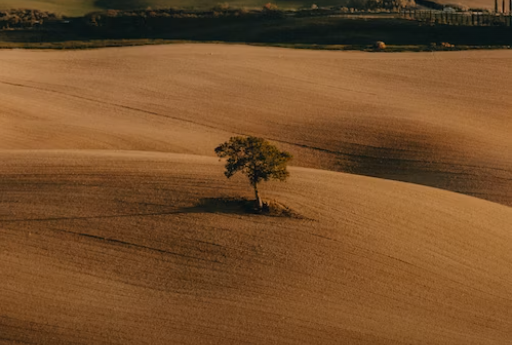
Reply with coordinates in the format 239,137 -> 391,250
215,136 -> 292,208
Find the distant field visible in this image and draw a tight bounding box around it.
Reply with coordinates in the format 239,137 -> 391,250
0,45 -> 510,205
0,0 -> 496,15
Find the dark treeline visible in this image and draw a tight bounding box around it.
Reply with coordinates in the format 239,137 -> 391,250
0,7 -> 510,48
0,9 -> 62,29
0,3 -> 414,30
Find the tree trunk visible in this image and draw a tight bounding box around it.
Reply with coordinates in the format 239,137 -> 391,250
254,184 -> 263,210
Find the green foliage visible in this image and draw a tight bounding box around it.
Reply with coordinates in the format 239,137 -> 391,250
261,2 -> 285,18
0,9 -> 59,29
215,136 -> 292,189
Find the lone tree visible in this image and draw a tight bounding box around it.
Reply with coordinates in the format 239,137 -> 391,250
215,136 -> 292,209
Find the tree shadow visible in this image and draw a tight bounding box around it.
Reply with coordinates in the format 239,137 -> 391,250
186,197 -> 302,219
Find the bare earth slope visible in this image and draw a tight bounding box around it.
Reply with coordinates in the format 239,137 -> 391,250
0,45 -> 510,205
0,150 -> 510,345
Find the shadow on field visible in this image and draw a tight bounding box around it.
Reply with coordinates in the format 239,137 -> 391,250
187,197 -> 302,218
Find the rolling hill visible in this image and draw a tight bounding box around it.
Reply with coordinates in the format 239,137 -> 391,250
0,150 -> 510,344
0,45 -> 510,205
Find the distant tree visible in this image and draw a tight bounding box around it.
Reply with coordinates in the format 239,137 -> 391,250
263,2 -> 279,10
215,136 -> 292,209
